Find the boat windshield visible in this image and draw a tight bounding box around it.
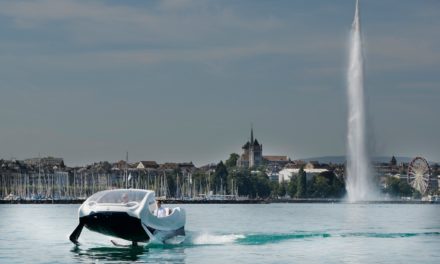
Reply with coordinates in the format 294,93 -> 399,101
88,190 -> 148,204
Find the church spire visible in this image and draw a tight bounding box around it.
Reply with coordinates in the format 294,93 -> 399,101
250,123 -> 254,144
249,123 -> 254,168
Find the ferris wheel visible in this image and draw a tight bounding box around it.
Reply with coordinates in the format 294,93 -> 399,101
407,157 -> 431,195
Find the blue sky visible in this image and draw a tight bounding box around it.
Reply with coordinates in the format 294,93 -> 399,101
0,0 -> 439,166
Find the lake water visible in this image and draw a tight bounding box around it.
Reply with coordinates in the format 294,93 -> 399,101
0,203 -> 439,263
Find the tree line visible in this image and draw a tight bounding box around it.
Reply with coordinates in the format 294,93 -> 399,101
203,153 -> 347,199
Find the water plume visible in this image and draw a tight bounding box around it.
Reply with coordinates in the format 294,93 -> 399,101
346,0 -> 377,202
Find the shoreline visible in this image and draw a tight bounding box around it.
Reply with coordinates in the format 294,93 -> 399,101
0,199 -> 437,205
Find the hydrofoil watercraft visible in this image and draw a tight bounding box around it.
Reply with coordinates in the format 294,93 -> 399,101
69,189 -> 185,245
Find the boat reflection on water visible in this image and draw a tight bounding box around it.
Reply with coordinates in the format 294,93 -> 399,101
71,245 -> 146,262
70,245 -> 186,263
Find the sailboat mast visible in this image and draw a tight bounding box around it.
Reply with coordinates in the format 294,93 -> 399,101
125,151 -> 128,189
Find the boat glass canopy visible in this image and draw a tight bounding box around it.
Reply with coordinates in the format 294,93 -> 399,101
87,189 -> 149,204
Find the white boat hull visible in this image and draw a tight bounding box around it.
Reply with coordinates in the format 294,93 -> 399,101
72,189 -> 185,244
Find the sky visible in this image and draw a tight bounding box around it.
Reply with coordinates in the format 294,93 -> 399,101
0,0 -> 439,166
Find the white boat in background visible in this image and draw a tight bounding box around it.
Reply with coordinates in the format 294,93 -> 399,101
69,189 -> 186,245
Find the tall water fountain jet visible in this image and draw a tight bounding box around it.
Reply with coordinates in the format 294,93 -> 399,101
346,0 -> 376,202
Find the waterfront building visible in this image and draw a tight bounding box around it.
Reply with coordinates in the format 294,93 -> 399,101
237,127 -> 263,168
178,162 -> 196,174
278,166 -> 329,183
263,155 -> 290,167
284,160 -> 306,169
159,162 -> 179,171
136,161 -> 159,170
24,156 -> 64,168
112,160 -> 130,171
198,163 -> 216,173
235,127 -> 290,169
264,158 -> 290,182
390,156 -> 397,167
159,162 -> 195,173
0,159 -> 26,172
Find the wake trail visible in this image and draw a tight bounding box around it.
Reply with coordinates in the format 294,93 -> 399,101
181,230 -> 440,246
105,230 -> 440,249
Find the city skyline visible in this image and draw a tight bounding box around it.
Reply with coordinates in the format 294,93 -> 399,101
0,0 -> 439,166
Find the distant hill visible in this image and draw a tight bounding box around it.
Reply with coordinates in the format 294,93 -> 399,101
300,156 -> 426,164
